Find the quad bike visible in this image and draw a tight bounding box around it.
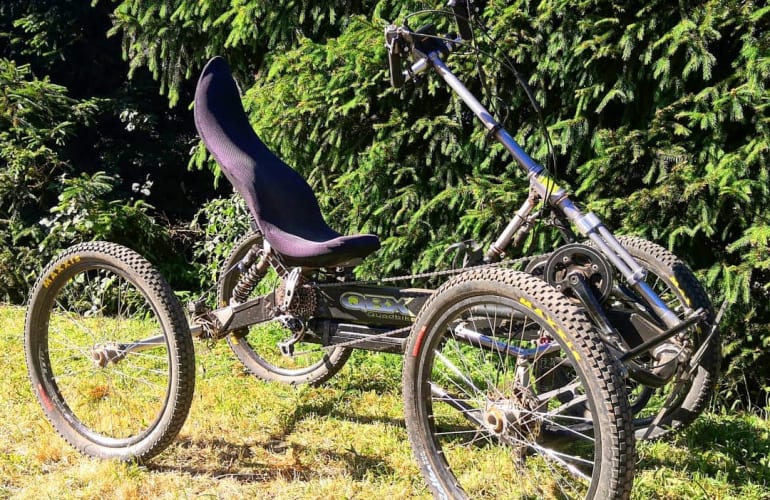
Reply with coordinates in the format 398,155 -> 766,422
24,2 -> 721,498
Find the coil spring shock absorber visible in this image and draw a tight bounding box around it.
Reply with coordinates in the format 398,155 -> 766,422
231,246 -> 269,304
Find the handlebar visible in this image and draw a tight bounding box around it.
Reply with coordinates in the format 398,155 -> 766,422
386,0 -> 482,87
385,24 -> 462,88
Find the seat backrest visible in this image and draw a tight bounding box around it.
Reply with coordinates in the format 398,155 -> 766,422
193,56 -> 332,241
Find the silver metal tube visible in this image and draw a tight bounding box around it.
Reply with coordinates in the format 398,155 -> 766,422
406,57 -> 429,78
597,225 -> 646,282
486,197 -> 536,260
91,335 -> 167,367
429,54 -> 543,176
426,47 -> 682,329
120,335 -> 166,354
555,195 -> 681,328
403,36 -> 463,82
453,324 -> 561,358
632,280 -> 682,328
585,233 -> 637,281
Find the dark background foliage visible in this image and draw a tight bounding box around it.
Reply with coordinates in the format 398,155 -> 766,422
1,0 -> 768,408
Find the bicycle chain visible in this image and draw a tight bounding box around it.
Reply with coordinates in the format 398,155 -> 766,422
315,255 -> 532,351
315,255 -> 531,288
319,325 -> 413,352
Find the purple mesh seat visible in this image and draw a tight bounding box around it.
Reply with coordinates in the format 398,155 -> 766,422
194,56 -> 380,268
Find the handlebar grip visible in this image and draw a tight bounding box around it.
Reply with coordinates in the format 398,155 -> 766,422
385,26 -> 406,88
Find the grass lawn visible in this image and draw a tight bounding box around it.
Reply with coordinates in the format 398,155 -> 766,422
1,304 -> 768,499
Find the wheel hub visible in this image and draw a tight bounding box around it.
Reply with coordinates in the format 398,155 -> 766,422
91,343 -> 123,367
483,385 -> 542,441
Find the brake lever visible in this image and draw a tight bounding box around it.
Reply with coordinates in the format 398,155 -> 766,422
386,23 -> 463,87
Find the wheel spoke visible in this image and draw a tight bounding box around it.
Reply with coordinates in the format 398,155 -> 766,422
404,269 -> 633,498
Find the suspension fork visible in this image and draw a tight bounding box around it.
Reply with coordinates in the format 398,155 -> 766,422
427,52 -> 682,330
531,177 -> 681,329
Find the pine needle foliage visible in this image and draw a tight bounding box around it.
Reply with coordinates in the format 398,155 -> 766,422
106,0 -> 770,405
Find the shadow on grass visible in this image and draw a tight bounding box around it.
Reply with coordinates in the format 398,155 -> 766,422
149,434 -> 397,484
147,436 -> 310,483
637,414 -> 770,488
267,385 -> 406,438
148,392 -> 403,484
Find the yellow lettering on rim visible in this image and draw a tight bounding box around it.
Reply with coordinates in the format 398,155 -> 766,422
669,276 -> 692,307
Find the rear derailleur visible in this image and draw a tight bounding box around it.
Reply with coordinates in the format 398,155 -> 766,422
275,314 -> 306,357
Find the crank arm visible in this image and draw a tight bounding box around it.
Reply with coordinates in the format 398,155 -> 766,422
566,272 -> 618,340
567,274 -> 674,387
91,335 -> 166,367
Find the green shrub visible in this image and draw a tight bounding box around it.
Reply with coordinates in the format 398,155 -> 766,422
189,194 -> 252,290
0,58 -> 94,301
0,59 -> 195,300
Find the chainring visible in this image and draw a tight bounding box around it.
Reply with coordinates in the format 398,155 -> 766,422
543,243 -> 614,303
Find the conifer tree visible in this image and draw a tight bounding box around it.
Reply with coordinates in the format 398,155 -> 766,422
105,0 -> 770,405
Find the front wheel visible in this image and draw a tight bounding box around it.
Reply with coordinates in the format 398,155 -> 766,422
24,242 -> 195,461
403,268 -> 634,499
599,236 -> 720,440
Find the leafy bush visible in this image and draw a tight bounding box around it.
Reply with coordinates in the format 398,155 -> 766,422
0,59 -> 195,301
190,194 -> 252,290
0,58 -> 95,301
488,1 -> 770,407
38,170 -> 176,261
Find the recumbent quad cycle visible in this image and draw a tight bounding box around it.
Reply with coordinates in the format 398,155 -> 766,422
24,3 -> 720,499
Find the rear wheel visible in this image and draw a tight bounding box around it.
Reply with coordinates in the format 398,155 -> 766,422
25,242 -> 194,461
403,268 -> 634,499
219,231 -> 351,386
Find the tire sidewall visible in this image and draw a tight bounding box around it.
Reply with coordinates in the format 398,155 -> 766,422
615,236 -> 720,437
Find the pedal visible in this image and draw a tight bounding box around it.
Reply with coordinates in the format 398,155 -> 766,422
278,339 -> 295,357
